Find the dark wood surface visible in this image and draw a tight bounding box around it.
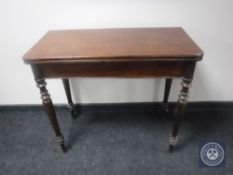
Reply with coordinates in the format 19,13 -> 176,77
23,28 -> 203,64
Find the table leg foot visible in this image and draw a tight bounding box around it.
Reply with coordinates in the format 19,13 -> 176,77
169,145 -> 174,153
162,103 -> 169,113
60,144 -> 67,153
68,103 -> 76,119
57,135 -> 67,153
168,135 -> 178,152
62,79 -> 77,119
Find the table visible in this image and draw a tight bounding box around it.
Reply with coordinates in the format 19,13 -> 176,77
23,28 -> 203,152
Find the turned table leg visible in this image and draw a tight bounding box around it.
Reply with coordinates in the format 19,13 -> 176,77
169,77 -> 192,152
163,78 -> 173,112
36,78 -> 66,152
62,78 -> 76,119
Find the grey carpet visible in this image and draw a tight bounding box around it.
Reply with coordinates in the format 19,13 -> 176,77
0,104 -> 233,175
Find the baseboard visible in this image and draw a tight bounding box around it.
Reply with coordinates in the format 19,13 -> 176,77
0,102 -> 233,113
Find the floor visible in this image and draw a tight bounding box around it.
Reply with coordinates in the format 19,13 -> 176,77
0,103 -> 232,175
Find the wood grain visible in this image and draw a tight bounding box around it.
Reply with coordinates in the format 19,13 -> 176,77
23,28 -> 203,64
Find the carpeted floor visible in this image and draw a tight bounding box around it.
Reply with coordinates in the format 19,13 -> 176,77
0,103 -> 232,175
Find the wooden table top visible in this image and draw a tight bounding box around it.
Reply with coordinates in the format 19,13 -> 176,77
23,28 -> 203,64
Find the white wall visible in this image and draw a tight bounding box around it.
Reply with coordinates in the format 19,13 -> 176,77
0,0 -> 233,104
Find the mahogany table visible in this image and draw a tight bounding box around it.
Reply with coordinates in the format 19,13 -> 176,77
23,28 -> 203,152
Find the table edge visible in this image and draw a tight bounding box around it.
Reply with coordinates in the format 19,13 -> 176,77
23,55 -> 203,64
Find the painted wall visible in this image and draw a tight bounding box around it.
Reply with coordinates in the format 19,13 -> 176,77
0,0 -> 233,104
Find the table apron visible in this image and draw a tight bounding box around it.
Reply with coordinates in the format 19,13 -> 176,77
31,61 -> 196,79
